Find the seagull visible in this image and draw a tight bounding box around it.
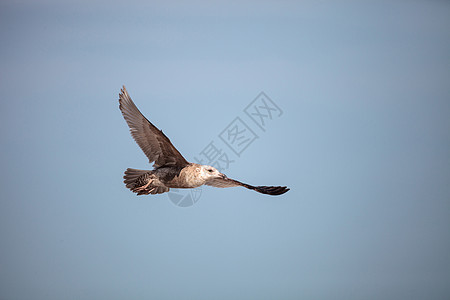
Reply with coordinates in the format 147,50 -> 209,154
119,86 -> 289,196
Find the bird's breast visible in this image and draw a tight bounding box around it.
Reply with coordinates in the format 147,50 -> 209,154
156,165 -> 205,188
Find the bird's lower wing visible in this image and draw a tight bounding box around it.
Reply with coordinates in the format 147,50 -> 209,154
205,176 -> 289,196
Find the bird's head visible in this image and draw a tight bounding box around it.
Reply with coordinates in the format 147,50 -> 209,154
199,165 -> 223,180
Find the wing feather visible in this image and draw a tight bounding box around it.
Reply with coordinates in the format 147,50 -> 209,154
206,176 -> 289,196
119,86 -> 189,168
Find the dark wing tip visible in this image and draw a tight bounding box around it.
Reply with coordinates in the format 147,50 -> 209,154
118,87 -> 124,109
254,185 -> 290,196
118,85 -> 128,107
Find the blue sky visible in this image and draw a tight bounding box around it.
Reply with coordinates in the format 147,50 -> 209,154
1,1 -> 449,299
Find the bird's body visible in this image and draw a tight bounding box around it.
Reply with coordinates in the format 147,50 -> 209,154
124,164 -> 207,195
119,86 -> 289,196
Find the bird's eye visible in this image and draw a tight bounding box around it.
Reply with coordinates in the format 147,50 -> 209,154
208,169 -> 213,173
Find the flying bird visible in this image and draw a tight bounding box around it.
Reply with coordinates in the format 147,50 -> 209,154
119,86 -> 289,196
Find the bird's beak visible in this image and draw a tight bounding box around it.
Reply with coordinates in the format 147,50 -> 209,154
219,173 -> 227,179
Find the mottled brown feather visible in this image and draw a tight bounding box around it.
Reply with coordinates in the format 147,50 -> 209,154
119,86 -> 189,168
206,176 -> 290,196
119,86 -> 289,197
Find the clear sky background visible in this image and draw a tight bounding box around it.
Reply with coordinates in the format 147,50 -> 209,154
1,0 -> 449,299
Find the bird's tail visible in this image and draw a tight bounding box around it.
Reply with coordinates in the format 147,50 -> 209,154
124,168 -> 149,187
123,168 -> 169,195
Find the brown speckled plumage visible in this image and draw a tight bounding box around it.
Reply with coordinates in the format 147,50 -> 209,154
119,86 -> 289,196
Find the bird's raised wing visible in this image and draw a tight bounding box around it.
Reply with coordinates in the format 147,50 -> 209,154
205,175 -> 289,196
119,86 -> 189,168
